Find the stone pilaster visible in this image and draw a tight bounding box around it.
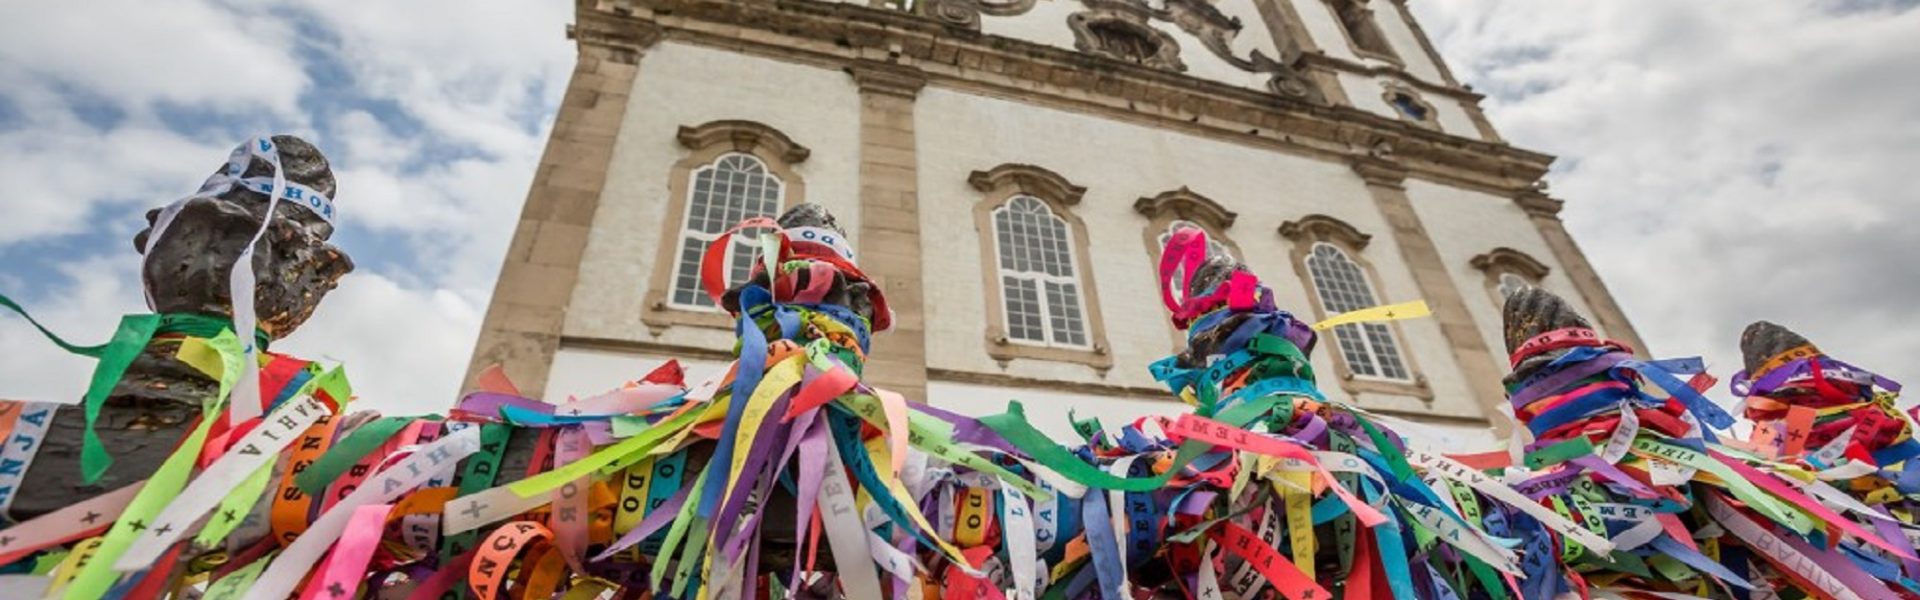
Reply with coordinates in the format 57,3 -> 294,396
1515,191 -> 1649,356
849,61 -> 931,402
463,23 -> 660,397
1353,157 -> 1511,432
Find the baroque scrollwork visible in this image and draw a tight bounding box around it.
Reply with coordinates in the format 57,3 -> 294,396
925,0 -> 1038,30
1067,2 -> 1187,71
1153,0 -> 1323,101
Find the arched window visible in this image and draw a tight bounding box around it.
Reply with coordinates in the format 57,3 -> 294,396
1305,243 -> 1410,381
970,164 -> 1110,369
668,153 -> 783,309
1470,247 -> 1552,309
644,120 -> 809,331
993,196 -> 1089,348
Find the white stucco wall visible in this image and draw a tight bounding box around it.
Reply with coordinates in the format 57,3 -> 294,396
566,42 -> 864,350
1403,180 -> 1604,363
1367,1 -> 1445,84
914,86 -> 1487,421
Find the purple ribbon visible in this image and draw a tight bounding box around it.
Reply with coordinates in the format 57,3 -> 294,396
1731,356 -> 1903,397
1508,352 -> 1629,410
456,391 -> 553,420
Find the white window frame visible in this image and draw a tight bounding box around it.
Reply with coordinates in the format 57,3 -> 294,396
666,152 -> 783,312
1304,242 -> 1412,383
991,195 -> 1093,350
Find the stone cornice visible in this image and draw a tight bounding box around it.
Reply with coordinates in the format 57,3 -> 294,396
1350,155 -> 1409,189
1515,190 -> 1565,219
579,0 -> 1555,194
846,60 -> 929,98
570,6 -> 664,60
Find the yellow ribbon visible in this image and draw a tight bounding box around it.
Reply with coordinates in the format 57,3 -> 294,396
1311,300 -> 1431,331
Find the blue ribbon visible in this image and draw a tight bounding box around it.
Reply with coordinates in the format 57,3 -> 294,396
699,285 -> 774,519
1082,484 -> 1127,600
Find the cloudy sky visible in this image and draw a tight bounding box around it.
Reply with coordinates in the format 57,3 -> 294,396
1,0 -> 1916,418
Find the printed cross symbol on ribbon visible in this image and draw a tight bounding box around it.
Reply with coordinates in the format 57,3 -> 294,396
129,520 -> 146,532
328,582 -> 349,597
82,511 -> 102,524
461,501 -> 488,520
222,509 -> 238,523
154,524 -> 173,536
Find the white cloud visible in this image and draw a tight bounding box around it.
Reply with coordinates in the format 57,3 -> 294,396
1411,0 -> 1920,401
0,255 -> 145,403
0,0 -> 307,116
276,272 -> 484,416
0,0 -> 570,412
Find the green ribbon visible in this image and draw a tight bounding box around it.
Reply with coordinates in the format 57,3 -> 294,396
294,415 -> 414,496
979,396 -> 1284,493
439,422 -> 511,599
2,293 -> 269,484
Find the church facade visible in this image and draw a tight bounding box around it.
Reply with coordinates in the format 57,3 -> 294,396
466,0 -> 1643,444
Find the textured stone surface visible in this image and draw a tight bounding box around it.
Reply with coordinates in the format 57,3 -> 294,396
1502,286 -> 1592,385
17,135 -> 353,520
1740,320 -> 1816,375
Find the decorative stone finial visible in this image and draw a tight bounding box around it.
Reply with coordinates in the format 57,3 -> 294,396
1501,287 -> 1593,384
1740,320 -> 1817,377
17,135 -> 352,519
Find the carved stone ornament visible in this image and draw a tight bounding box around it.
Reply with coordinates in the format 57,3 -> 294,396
1155,0 -> 1324,102
925,0 -> 1039,30
1067,3 -> 1187,71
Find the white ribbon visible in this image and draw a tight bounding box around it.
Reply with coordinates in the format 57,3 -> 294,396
241,426 -> 479,600
818,436 -> 884,600
1000,477 -> 1039,600
114,395 -> 330,569
1409,449 -> 1616,556
140,138 -> 339,425
0,402 -> 57,517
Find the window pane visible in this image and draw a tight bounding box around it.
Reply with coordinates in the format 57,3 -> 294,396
1332,324 -> 1377,377
994,196 -> 1088,349
669,153 -> 783,308
672,238 -> 714,307
1046,281 -> 1087,347
1004,276 -> 1045,342
1308,243 -> 1409,380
